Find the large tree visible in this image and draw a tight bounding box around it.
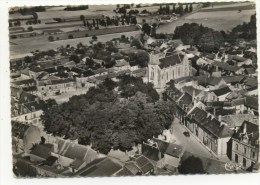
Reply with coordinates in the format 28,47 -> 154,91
178,155 -> 206,174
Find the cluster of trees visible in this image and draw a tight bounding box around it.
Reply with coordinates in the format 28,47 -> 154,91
142,20 -> 159,38
174,23 -> 224,52
23,49 -> 57,64
42,77 -> 174,154
17,6 -> 46,15
158,3 -> 193,15
173,14 -> 256,52
64,5 -> 89,11
227,14 -> 256,42
25,19 -> 41,25
9,20 -> 21,27
68,40 -> 149,69
81,15 -> 137,30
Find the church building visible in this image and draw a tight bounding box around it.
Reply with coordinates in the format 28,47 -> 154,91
148,52 -> 191,90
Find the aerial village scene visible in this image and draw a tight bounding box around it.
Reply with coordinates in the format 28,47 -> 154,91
9,1 -> 259,177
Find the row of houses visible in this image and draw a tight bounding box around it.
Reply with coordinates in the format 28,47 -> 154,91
165,81 -> 259,170
12,121 -> 184,177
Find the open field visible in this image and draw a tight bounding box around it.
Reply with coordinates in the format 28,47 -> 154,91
157,9 -> 255,34
10,30 -> 142,58
200,2 -> 255,12
199,4 -> 255,12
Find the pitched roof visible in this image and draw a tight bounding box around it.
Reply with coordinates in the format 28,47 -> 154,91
37,71 -> 49,80
211,86 -> 231,96
221,76 -> 245,84
135,155 -> 154,174
158,53 -> 184,69
30,144 -> 53,159
29,66 -> 43,73
194,76 -> 224,87
178,93 -> 193,108
78,158 -> 122,177
12,79 -> 36,86
55,139 -> 97,162
212,61 -> 241,72
245,96 -> 258,110
21,68 -> 30,76
165,143 -> 184,158
222,114 -> 257,128
70,159 -> 85,170
43,156 -> 58,166
124,161 -> 140,175
189,107 -> 234,138
182,86 -> 202,97
142,143 -> 161,162
165,85 -> 183,101
233,121 -> 259,148
242,77 -> 258,87
116,167 -> 135,176
152,138 -> 169,154
245,68 -> 256,74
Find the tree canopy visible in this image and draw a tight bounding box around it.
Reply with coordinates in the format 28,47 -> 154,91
174,23 -> 224,52
178,155 -> 206,174
41,76 -> 174,154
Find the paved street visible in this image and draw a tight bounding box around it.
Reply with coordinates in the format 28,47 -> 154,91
169,118 -> 218,160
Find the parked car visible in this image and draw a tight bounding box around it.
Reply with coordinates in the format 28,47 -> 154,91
183,131 -> 190,137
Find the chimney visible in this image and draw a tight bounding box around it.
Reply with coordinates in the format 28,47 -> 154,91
216,65 -> 219,72
218,115 -> 222,122
243,122 -> 247,134
192,89 -> 195,101
137,143 -> 142,155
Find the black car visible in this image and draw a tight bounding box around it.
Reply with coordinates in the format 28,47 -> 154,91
183,131 -> 190,137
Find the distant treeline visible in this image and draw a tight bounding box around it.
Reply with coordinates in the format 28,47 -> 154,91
64,5 -> 89,11
15,6 -> 46,15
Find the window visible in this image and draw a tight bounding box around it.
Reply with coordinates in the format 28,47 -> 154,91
25,115 -> 28,120
166,72 -> 168,81
236,144 -> 238,150
243,158 -> 246,167
178,68 -> 181,76
252,151 -> 255,158
33,113 -> 36,118
172,69 -> 174,78
42,88 -> 44,91
49,86 -> 52,90
244,147 -> 247,154
150,71 -> 154,80
235,154 -> 238,163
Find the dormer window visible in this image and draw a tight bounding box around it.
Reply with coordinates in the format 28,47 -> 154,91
31,106 -> 35,111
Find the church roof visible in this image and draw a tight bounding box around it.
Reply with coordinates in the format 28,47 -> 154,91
158,54 -> 184,69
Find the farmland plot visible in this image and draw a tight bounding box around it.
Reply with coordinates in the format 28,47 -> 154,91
157,9 -> 255,33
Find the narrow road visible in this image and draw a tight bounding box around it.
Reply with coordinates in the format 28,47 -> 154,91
169,118 -> 218,160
